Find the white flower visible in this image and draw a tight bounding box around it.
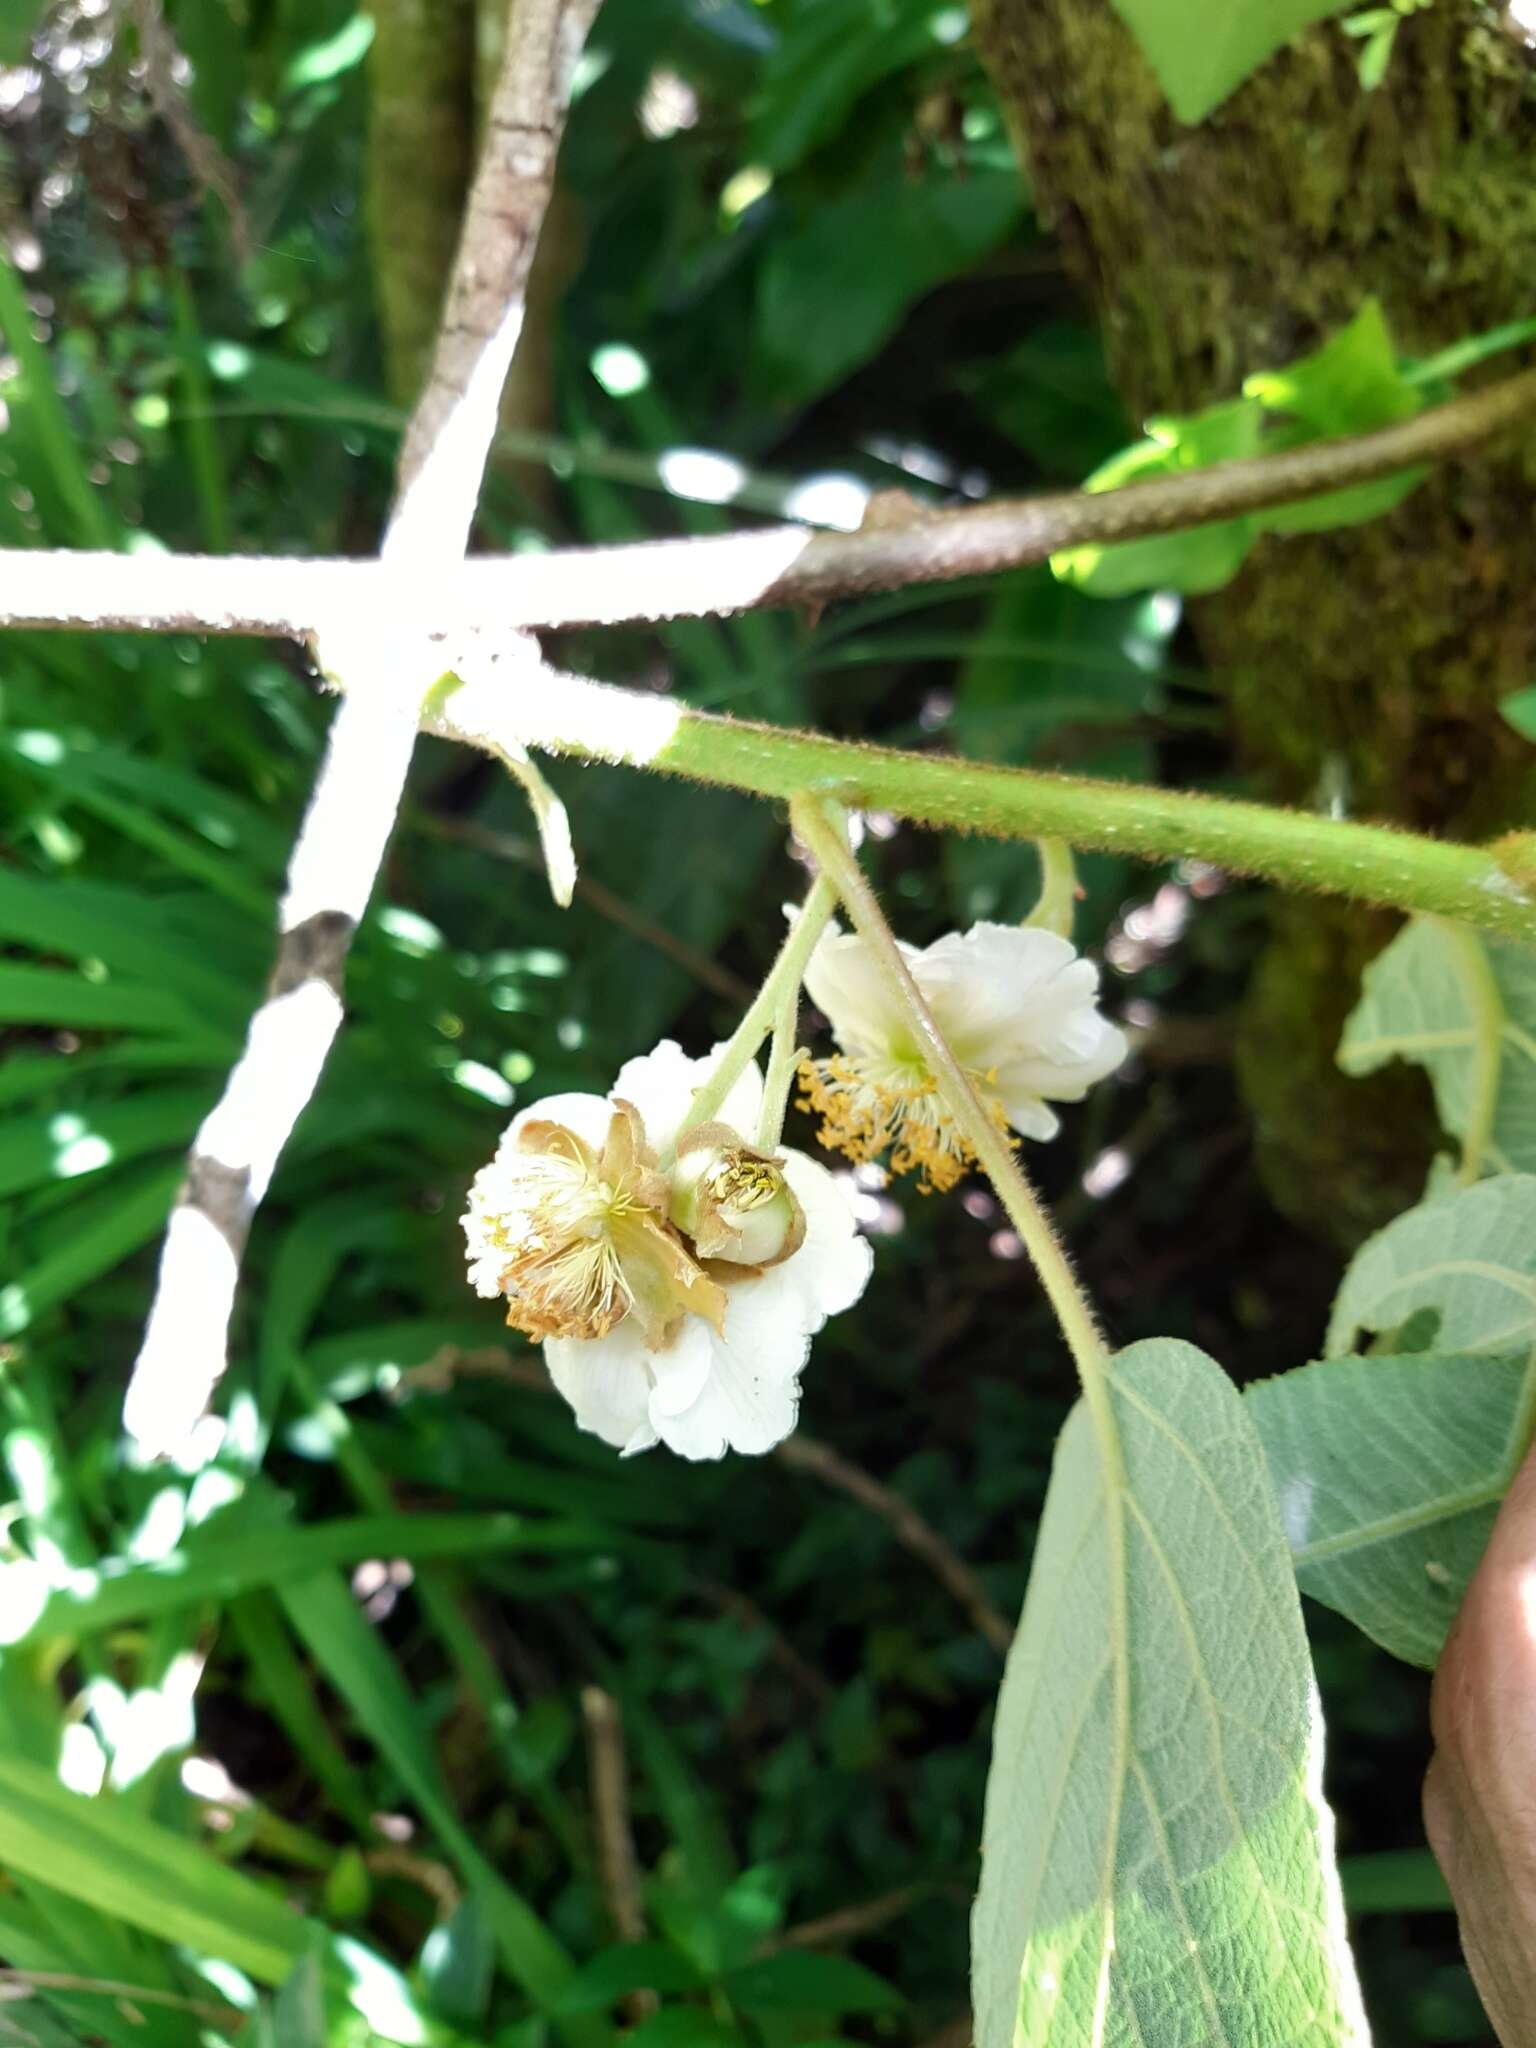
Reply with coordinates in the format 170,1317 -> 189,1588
463,1041 -> 872,1460
800,919 -> 1126,1191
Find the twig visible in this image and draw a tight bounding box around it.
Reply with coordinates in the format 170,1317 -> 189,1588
126,0 -> 252,265
364,1844 -> 462,1920
0,367 -> 1531,636
775,1435 -> 1014,1654
420,812 -> 755,1003
0,1969 -> 243,2028
121,0 -> 599,1460
580,1686 -> 654,2019
766,1884 -> 929,1953
395,1349 -> 1014,1651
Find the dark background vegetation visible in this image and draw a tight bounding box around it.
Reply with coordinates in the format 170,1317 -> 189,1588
0,0 -> 1507,2040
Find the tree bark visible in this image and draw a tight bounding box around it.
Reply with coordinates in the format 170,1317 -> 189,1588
972,0 -> 1536,1241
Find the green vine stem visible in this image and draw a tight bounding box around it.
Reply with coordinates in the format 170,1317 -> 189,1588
757,983 -> 802,1152
789,795 -> 1110,1390
478,665 -> 1536,945
1026,837 -> 1078,939
659,872 -> 837,1167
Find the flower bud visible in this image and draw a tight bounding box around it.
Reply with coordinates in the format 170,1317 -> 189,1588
671,1127 -> 805,1269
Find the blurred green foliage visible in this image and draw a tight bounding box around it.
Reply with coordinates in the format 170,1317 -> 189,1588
0,1 -> 1500,2042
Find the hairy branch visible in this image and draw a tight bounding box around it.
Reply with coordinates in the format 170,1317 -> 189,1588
4,367 -> 1533,637
122,0 -> 599,1459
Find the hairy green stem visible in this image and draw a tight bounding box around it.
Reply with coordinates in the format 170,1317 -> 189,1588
662,873 -> 837,1166
789,796 -> 1110,1389
756,984 -> 802,1152
499,668 -> 1536,944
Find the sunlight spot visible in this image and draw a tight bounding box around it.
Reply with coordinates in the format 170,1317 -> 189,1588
721,163 -> 772,218
657,446 -> 748,506
188,1959 -> 257,2013
570,44 -> 611,98
558,1017 -> 585,1050
128,1483 -> 188,1563
1082,1146 -> 1132,1200
453,1059 -> 514,1107
0,1560 -> 48,1643
183,1754 -> 245,1804
989,1228 -> 1025,1261
502,1050 -> 535,1084
1509,0 -> 1536,41
1279,1475 -> 1316,1551
782,472 -> 870,531
930,5 -> 967,41
12,726 -> 64,764
378,905 -> 444,954
207,340 -> 252,381
0,1284 -> 31,1338
333,1936 -> 430,2043
1039,1971 -> 1058,1994
835,1171 -> 905,1237
53,1131 -> 113,1178
639,65 -> 698,137
590,342 -> 650,396
58,1721 -> 106,1796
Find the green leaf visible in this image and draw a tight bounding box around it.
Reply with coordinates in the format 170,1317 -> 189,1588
1109,0 -> 1354,123
722,1951 -> 903,2014
420,1897 -> 498,2027
279,1574 -> 596,2041
1340,917 -> 1536,1175
0,1164 -> 178,1338
1244,300 -> 1418,436
972,1339 -> 1366,2048
0,1748 -> 306,1984
750,1 -> 956,172
555,1943 -> 708,2012
0,7 -> 37,68
1327,1173 -> 1536,1357
756,136 -> 1023,408
267,1947 -> 328,2048
1250,1349 -> 1531,1668
7,1510 -> 568,1644
1501,686 -> 1536,741
0,1086 -> 211,1200
622,2012 -> 745,2048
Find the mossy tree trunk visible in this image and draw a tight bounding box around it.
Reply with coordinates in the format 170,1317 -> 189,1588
972,0 -> 1536,1240
367,0 -> 581,511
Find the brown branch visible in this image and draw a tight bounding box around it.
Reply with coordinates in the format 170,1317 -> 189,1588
775,1435 -> 1014,1654
4,367 -> 1533,637
127,0 -> 252,264
122,0 -> 599,1460
580,1686 -> 655,2019
766,1884 -> 929,1953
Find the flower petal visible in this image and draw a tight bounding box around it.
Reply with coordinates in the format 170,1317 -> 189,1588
644,1317 -> 719,1419
776,1151 -> 874,1326
501,1091 -> 612,1154
545,1326 -> 655,1451
612,1039 -> 764,1152
653,1285 -> 811,1460
803,926 -> 918,1057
